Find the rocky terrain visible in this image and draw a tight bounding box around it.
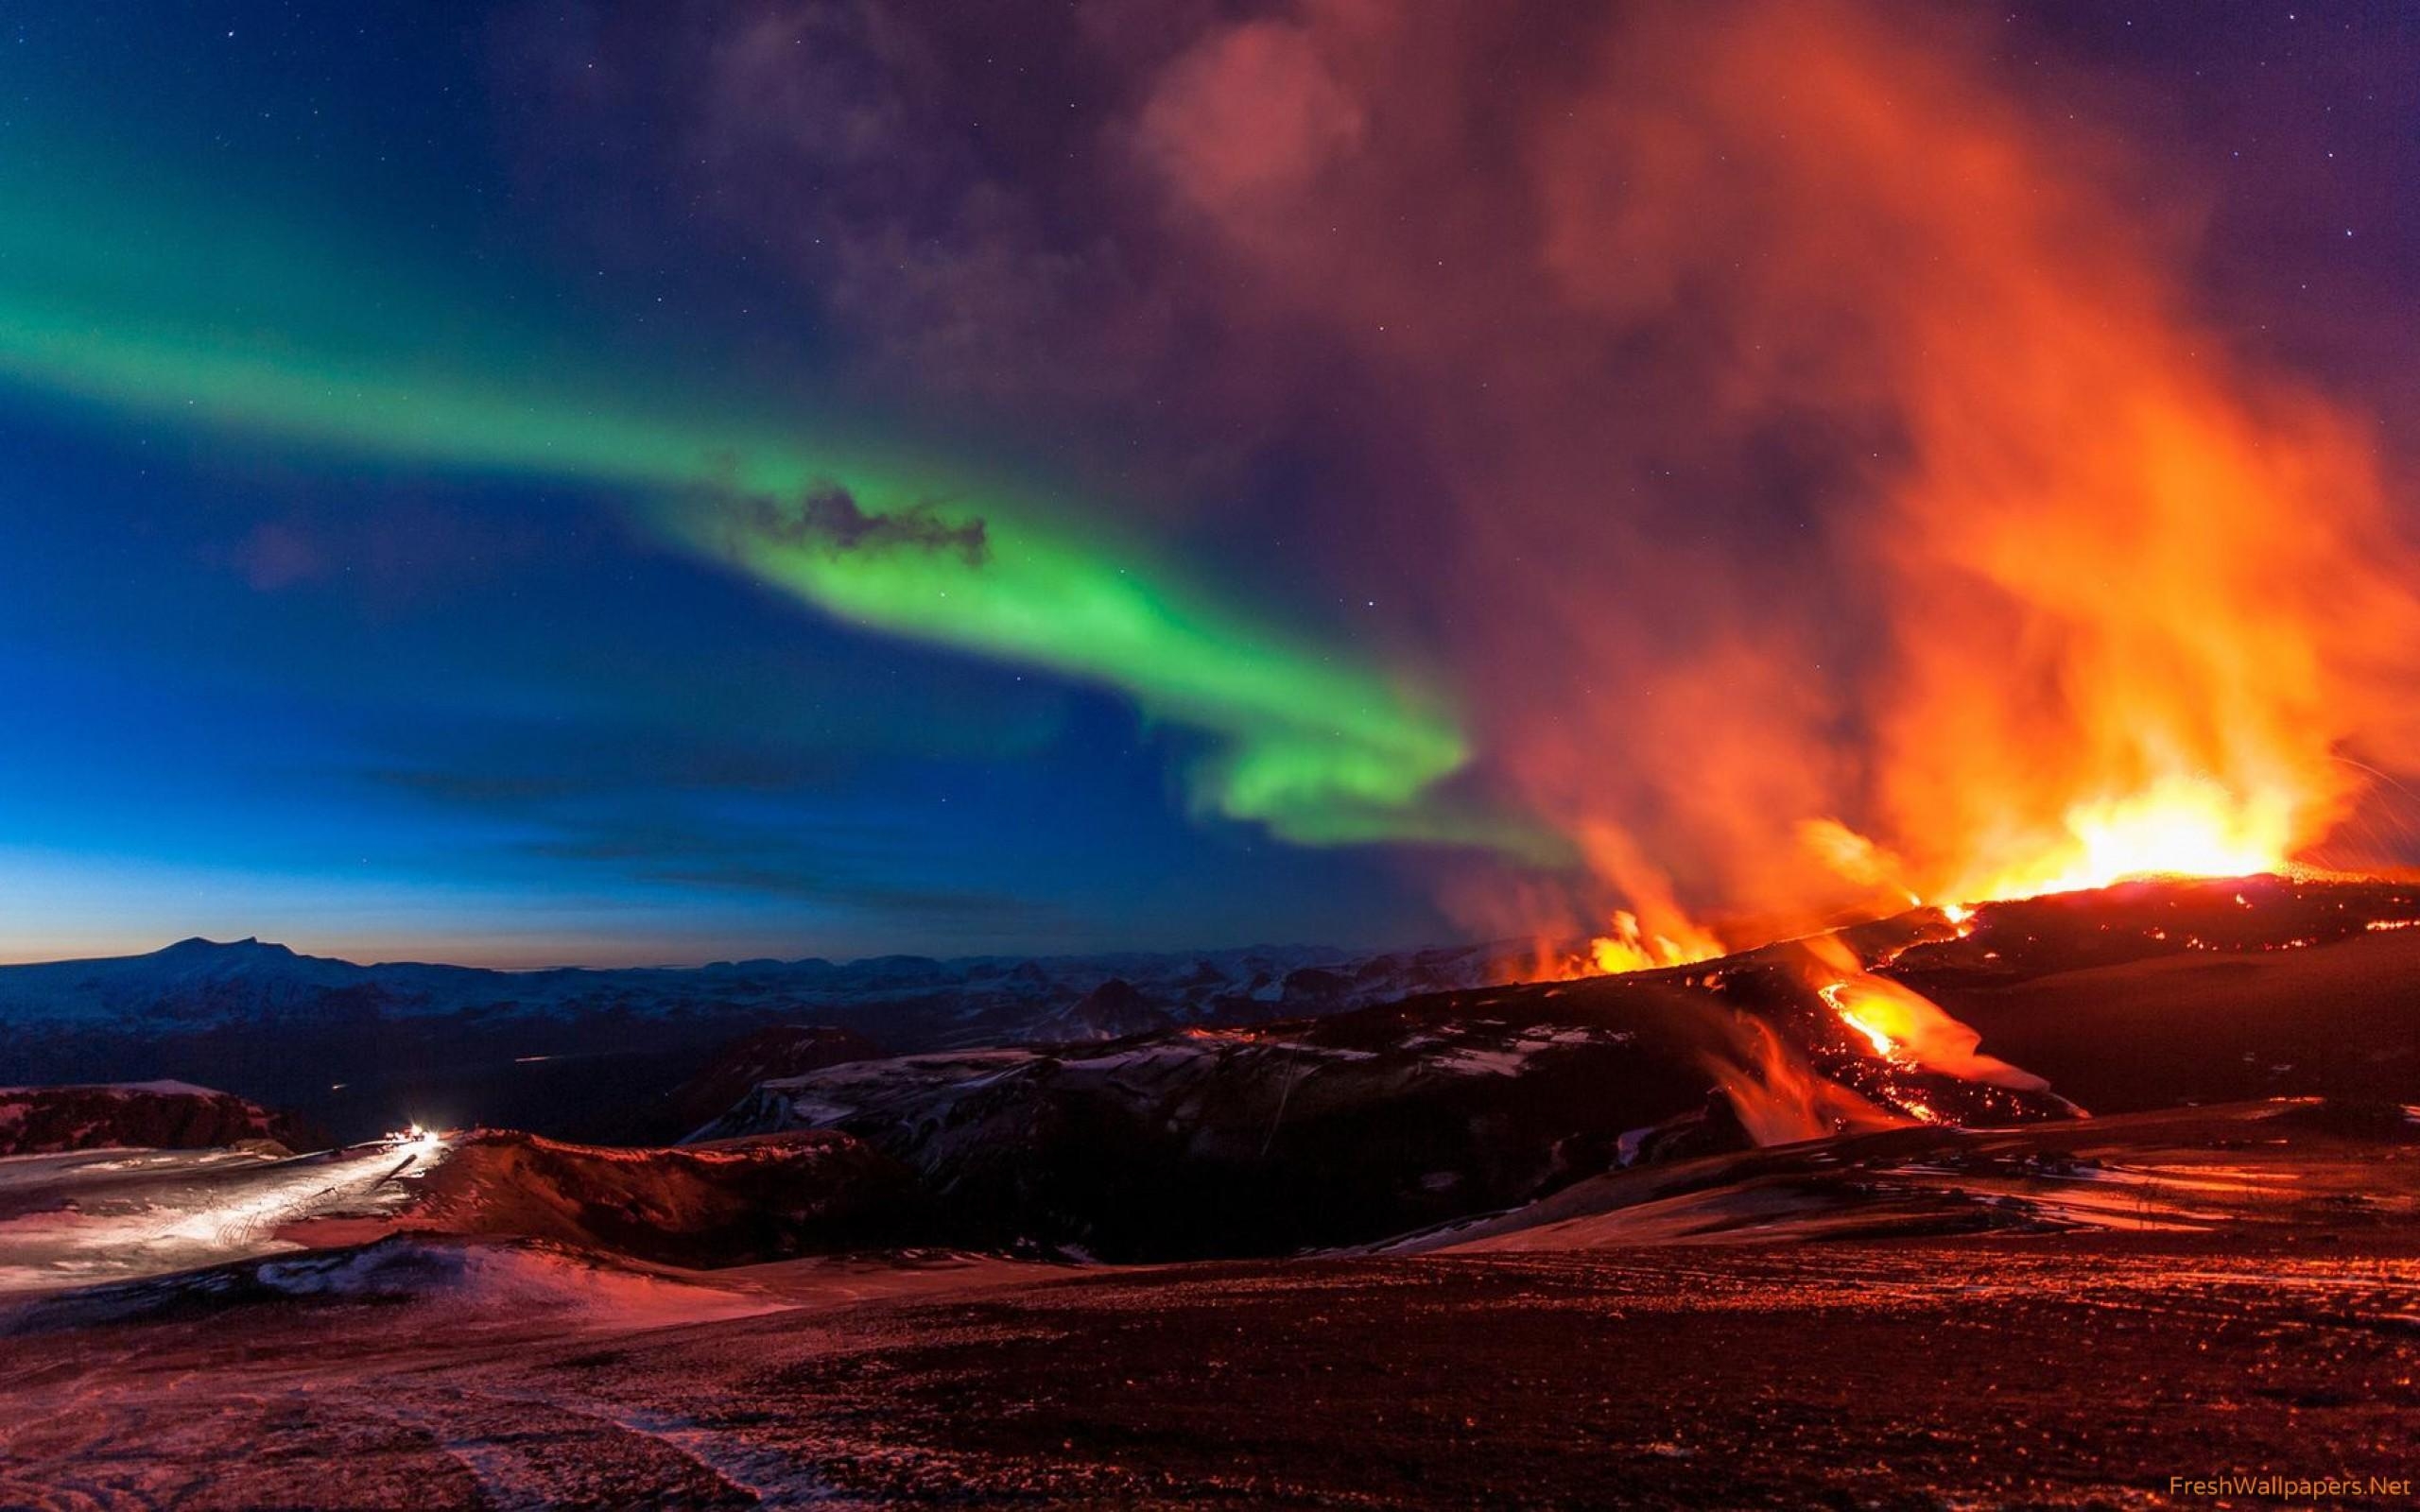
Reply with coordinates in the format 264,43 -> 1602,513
4,874 -> 2418,1505
671,874 -> 2416,1259
0,1081 -> 312,1157
400,1129 -> 919,1268
2,1098 -> 2413,1507
658,1025 -> 889,1143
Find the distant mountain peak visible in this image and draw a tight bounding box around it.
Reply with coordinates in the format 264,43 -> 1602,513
155,936 -> 298,958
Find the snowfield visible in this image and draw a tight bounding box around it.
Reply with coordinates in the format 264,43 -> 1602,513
0,1135 -> 447,1294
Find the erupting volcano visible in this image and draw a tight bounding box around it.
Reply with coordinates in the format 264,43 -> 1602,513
1437,2 -> 2420,978
5,2 -> 2419,1506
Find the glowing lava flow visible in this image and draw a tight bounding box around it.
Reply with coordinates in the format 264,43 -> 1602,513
1692,942 -> 2076,1147
1827,996 -> 1898,1058
1812,973 -> 2046,1092
1797,936 -> 2062,1131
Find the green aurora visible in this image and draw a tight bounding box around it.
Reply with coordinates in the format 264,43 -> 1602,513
0,146 -> 1542,857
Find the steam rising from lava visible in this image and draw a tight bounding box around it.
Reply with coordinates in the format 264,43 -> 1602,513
1698,1012 -> 1904,1148
1687,933 -> 2069,1147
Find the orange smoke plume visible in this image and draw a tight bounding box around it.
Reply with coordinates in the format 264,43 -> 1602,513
1126,0 -> 2420,946
1520,0 -> 2420,930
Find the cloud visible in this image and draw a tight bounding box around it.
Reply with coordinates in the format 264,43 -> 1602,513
722,482 -> 987,564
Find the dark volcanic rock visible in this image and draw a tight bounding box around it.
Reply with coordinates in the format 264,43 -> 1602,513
674,875 -> 2420,1261
1024,979 -> 1176,1044
1278,967 -> 1352,1006
690,995 -> 1751,1260
411,1128 -> 924,1267
663,1025 -> 887,1139
1882,874 -> 2420,1112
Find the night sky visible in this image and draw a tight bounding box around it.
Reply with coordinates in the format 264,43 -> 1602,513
3,3 -> 2414,966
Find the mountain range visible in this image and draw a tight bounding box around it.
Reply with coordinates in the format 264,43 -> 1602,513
0,935 -> 1530,1142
